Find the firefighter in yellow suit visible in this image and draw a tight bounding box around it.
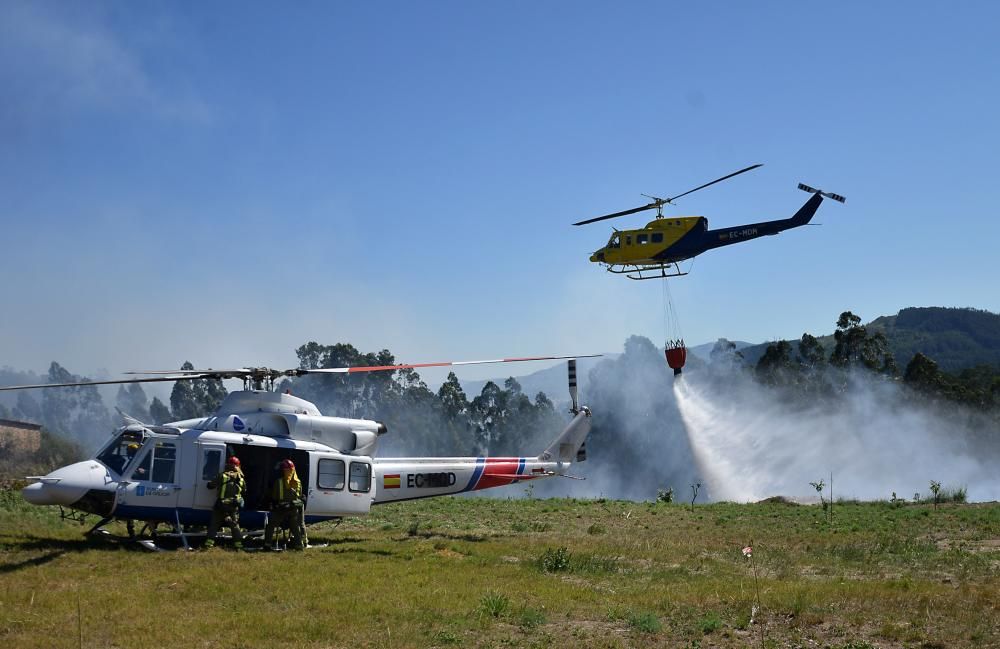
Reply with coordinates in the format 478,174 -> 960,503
204,456 -> 245,550
264,458 -> 307,550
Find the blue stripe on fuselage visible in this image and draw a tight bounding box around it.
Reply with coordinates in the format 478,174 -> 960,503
461,457 -> 486,492
514,457 -> 525,483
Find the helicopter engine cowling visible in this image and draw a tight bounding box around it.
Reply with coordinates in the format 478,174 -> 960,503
168,391 -> 387,454
286,414 -> 386,455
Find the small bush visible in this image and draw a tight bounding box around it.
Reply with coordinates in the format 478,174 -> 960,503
519,606 -> 546,629
538,546 -> 571,572
479,591 -> 510,618
627,610 -> 662,634
699,611 -> 721,634
431,629 -> 459,645
587,523 -> 605,535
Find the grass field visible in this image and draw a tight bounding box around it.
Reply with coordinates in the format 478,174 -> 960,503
0,487 -> 997,648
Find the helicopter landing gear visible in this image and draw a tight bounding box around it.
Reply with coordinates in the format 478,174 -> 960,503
601,263 -> 688,280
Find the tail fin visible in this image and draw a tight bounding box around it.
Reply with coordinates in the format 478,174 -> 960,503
788,191 -> 824,226
539,408 -> 592,463
538,359 -> 592,463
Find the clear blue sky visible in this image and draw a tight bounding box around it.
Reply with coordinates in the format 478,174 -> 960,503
2,1 -> 998,387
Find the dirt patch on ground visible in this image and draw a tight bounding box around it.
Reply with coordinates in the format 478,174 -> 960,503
935,538 -> 1000,552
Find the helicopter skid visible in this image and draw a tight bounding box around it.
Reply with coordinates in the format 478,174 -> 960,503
603,263 -> 687,280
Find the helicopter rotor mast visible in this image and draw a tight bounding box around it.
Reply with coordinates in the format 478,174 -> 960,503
572,163 -> 763,226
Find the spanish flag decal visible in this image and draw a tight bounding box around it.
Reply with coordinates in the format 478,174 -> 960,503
384,474 -> 401,489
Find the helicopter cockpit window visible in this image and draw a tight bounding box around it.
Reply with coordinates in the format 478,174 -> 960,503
150,442 -> 177,483
652,232 -> 664,243
96,430 -> 147,476
318,459 -> 345,490
348,462 -> 371,493
608,233 -> 621,249
637,233 -> 649,245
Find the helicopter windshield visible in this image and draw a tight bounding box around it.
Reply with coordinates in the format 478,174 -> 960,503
95,428 -> 147,476
608,233 -> 621,249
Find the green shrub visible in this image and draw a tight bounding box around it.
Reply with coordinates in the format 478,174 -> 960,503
479,591 -> 510,618
699,611 -> 721,634
627,610 -> 662,633
538,546 -> 571,572
519,606 -> 546,629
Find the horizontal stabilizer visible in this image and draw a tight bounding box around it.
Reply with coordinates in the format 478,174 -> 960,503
798,183 -> 846,204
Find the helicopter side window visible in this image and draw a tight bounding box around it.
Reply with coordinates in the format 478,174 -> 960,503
608,233 -> 620,249
625,235 -> 632,246
348,461 -> 371,493
201,450 -> 222,481
131,451 -> 151,481
150,443 -> 177,483
637,233 -> 649,245
652,233 -> 664,243
317,459 -> 345,490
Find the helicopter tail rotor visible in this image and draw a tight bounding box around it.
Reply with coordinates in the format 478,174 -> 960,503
798,183 -> 846,204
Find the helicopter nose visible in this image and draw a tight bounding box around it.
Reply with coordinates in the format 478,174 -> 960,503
22,461 -> 116,508
21,482 -> 54,505
590,250 -> 605,263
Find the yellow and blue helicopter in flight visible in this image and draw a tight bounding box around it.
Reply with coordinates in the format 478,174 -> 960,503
574,164 -> 845,280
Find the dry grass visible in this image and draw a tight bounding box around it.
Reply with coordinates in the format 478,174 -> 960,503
0,490 -> 997,648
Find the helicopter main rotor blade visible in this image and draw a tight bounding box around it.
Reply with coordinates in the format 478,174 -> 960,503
572,163 -> 762,227
0,355 -> 602,391
572,203 -> 660,227
665,163 -> 762,203
125,369 -> 253,376
303,354 -> 602,374
0,374 -> 215,391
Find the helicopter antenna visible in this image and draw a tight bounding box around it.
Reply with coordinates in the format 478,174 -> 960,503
572,163 -> 762,226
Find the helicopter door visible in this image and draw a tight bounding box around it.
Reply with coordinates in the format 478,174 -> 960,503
191,442 -> 227,510
116,439 -> 181,514
305,451 -> 374,517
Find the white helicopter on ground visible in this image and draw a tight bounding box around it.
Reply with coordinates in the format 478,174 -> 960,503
3,356 -> 595,549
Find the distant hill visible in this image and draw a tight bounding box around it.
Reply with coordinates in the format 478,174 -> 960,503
869,307 -> 1000,373
741,307 -> 1000,373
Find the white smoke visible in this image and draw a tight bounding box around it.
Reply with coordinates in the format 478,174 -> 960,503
675,370 -> 1000,502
